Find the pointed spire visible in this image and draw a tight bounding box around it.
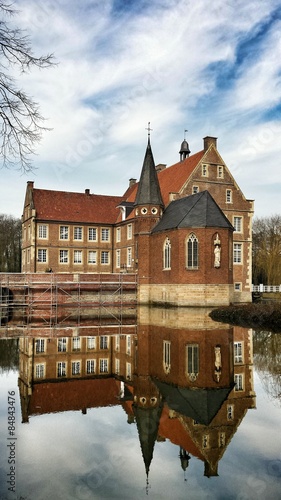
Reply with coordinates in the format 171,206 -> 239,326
134,125 -> 164,207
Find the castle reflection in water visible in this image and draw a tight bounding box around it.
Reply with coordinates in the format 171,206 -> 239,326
14,307 -> 256,481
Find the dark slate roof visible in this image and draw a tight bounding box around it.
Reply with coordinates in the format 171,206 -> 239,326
153,379 -> 233,425
151,190 -> 234,233
134,140 -> 164,207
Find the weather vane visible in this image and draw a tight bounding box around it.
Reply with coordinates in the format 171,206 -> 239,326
146,122 -> 153,141
184,129 -> 188,140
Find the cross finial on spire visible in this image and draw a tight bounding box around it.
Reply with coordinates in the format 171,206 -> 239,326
146,122 -> 153,144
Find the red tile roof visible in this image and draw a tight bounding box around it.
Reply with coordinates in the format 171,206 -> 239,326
124,150 -> 204,206
32,189 -> 123,223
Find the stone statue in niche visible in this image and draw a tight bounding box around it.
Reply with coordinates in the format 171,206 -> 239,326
214,345 -> 222,382
214,233 -> 221,268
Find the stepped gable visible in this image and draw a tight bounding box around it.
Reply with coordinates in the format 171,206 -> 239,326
32,188 -> 123,224
151,190 -> 234,233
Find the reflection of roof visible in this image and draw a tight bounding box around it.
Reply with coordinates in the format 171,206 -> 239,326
28,378 -> 120,416
151,190 -> 234,233
153,379 -> 233,425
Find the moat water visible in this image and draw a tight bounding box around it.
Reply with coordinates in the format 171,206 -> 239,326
0,307 -> 280,500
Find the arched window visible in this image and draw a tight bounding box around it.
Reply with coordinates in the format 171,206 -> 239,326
163,238 -> 171,269
186,344 -> 199,381
187,233 -> 198,269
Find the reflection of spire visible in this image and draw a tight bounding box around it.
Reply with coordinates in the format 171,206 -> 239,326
179,446 -> 191,482
133,403 -> 163,479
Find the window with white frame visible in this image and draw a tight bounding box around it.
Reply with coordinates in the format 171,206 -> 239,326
115,335 -> 120,351
101,251 -> 109,264
57,362 -> 67,377
234,373 -> 244,391
127,224 -> 132,240
27,249 -> 30,264
100,358 -> 108,373
35,339 -> 45,353
126,362 -> 132,380
163,238 -> 171,269
74,250 -> 82,264
233,243 -> 242,264
72,337 -> 81,351
226,189 -> 232,203
187,234 -> 198,269
60,226 -> 69,240
60,249 -> 69,264
38,249 -> 47,263
202,164 -> 208,176
234,282 -> 241,292
233,216 -> 242,232
38,224 -> 48,239
87,337 -> 96,350
35,364 -> 45,379
58,338 -> 67,352
116,227 -> 121,242
74,226 -> 83,240
163,340 -> 171,374
88,227 -> 97,241
127,247 -> 132,267
126,335 -> 131,355
217,165 -> 224,178
234,342 -> 243,363
115,358 -> 120,375
101,228 -> 110,241
72,361 -> 81,375
86,359 -> 95,374
100,336 -> 108,349
186,344 -> 199,381
192,186 -> 199,194
88,251 -> 97,264
116,249 -> 121,268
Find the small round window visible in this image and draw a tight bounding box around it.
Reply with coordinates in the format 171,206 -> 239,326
141,207 -> 148,215
151,207 -> 158,215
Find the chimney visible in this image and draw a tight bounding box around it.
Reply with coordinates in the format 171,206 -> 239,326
203,136 -> 217,151
85,189 -> 90,195
129,178 -> 137,188
27,181 -> 34,189
155,164 -> 167,172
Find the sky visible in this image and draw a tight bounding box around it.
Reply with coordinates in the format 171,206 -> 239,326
1,0 -> 281,219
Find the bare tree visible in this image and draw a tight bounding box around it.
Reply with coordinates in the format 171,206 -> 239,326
0,1 -> 55,171
0,213 -> 21,271
252,215 -> 281,285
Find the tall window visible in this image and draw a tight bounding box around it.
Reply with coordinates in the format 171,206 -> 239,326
74,227 -> 83,240
86,359 -> 95,374
38,224 -> 48,239
88,251 -> 97,264
186,344 -> 199,381
38,249 -> 47,263
127,224 -> 132,240
226,189 -> 232,203
58,338 -> 67,352
101,251 -> 109,264
35,364 -> 45,379
87,337 -> 96,350
35,339 -> 45,353
127,247 -> 132,267
57,362 -> 67,377
72,337 -> 81,351
100,336 -> 108,349
116,227 -> 121,242
234,342 -> 243,363
233,243 -> 242,264
126,335 -> 131,355
163,238 -> 171,269
60,226 -> 69,240
88,227 -> 97,241
101,228 -> 109,241
234,374 -> 244,391
187,234 -> 198,269
72,361 -> 80,375
74,250 -> 82,264
116,249 -> 121,268
60,250 -> 69,263
163,341 -> 171,374
100,359 -> 108,373
233,216 -> 242,232
217,165 -> 224,178
202,164 -> 208,176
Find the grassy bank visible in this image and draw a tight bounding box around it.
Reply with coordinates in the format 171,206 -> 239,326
209,301 -> 281,332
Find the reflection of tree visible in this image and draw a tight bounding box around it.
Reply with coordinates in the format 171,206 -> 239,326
0,339 -> 19,372
253,331 -> 281,407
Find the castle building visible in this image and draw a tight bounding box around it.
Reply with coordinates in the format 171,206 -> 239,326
21,134 -> 254,306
